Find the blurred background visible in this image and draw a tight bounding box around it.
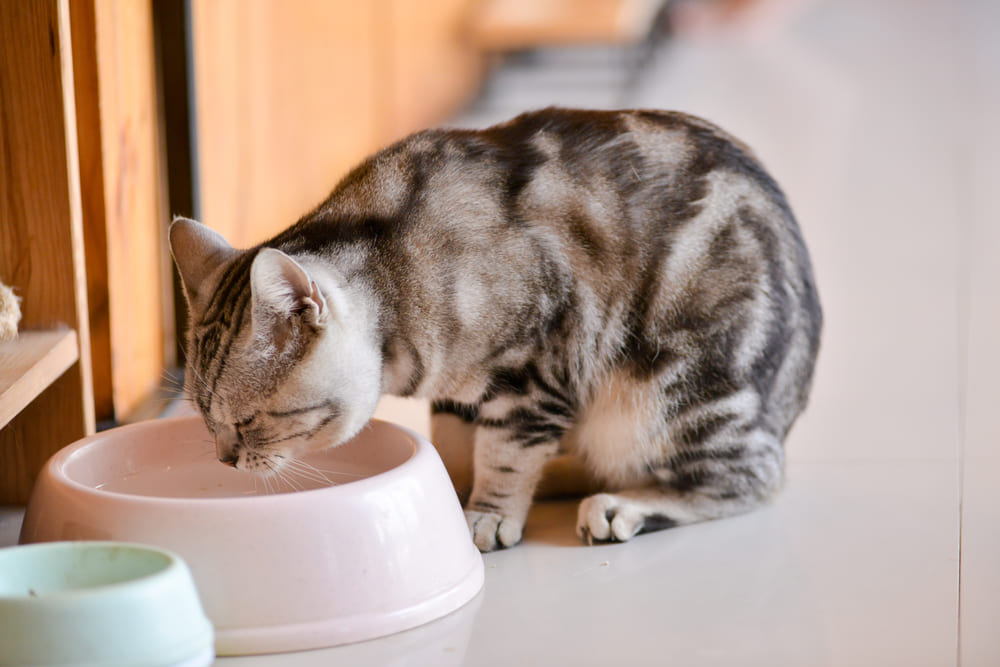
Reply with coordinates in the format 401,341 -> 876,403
1,0 -> 996,507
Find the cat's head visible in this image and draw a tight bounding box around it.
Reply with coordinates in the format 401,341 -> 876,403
168,218 -> 382,474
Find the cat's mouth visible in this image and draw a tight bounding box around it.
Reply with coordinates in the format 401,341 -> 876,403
227,446 -> 284,474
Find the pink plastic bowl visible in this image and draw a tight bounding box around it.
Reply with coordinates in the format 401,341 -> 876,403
20,416 -> 484,655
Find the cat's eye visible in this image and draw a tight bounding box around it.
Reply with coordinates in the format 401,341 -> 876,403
234,414 -> 256,428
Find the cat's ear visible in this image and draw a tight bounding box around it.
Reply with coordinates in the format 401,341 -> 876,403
168,217 -> 239,303
250,249 -> 328,338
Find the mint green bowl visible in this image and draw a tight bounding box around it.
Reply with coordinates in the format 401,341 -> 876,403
0,541 -> 214,667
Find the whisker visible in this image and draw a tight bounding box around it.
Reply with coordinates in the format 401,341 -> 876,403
300,465 -> 366,479
281,458 -> 334,485
280,468 -> 304,492
159,383 -> 185,396
267,455 -> 328,489
276,455 -> 366,481
273,454 -> 359,477
263,458 -> 289,489
144,397 -> 188,407
258,456 -> 281,494
183,370 -> 204,392
159,368 -> 185,388
151,388 -> 186,404
286,467 -> 334,488
185,364 -> 217,401
158,394 -> 197,406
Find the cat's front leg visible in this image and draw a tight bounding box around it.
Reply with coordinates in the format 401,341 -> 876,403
465,405 -> 565,551
429,401 -> 478,505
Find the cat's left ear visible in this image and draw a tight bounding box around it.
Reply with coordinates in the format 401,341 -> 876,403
169,217 -> 239,304
250,249 -> 328,337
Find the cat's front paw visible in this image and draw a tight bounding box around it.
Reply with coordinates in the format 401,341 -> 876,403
465,509 -> 524,552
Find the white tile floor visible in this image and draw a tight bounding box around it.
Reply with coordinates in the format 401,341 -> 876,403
4,0 -> 997,664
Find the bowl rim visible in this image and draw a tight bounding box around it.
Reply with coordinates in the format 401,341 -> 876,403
46,416 -> 423,508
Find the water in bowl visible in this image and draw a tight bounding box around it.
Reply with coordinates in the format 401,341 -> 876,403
96,457 -> 373,499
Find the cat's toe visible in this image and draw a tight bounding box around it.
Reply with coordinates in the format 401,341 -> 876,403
576,495 -> 612,542
576,494 -> 643,544
465,509 -> 524,552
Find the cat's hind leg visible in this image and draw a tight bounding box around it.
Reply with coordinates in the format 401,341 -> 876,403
576,425 -> 784,543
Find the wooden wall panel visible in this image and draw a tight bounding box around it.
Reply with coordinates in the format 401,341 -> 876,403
191,1 -> 381,247
0,0 -> 95,503
383,0 -> 483,142
71,0 -> 171,422
92,0 -> 171,420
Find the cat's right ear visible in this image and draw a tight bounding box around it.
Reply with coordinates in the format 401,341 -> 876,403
168,217 -> 239,303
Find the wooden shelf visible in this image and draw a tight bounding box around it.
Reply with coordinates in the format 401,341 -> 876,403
0,330 -> 80,430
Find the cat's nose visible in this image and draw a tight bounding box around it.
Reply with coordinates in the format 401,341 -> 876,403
216,437 -> 238,467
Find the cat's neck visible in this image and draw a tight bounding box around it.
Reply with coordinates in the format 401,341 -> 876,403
292,250 -> 424,399
273,218 -> 478,402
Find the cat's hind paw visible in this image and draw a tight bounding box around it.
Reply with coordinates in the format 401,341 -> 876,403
577,492 -> 682,544
465,509 -> 524,552
576,494 -> 646,544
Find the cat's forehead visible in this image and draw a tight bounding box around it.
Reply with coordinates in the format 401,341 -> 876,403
190,327 -> 315,412
190,253 -> 255,325
196,368 -> 277,424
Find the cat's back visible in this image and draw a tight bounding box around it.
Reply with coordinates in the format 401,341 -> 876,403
291,108 -> 820,433
332,109 -> 794,253
320,107 -> 818,333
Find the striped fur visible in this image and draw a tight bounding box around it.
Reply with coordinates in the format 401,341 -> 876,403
170,108 -> 821,551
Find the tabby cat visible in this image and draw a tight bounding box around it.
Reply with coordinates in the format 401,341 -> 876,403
170,107 -> 821,552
